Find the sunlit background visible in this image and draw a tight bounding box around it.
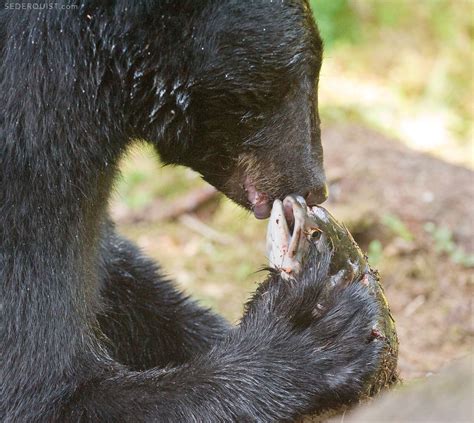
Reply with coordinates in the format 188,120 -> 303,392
312,0 -> 473,167
111,0 -> 473,382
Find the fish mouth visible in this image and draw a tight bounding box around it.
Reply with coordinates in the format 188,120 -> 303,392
266,195 -> 316,278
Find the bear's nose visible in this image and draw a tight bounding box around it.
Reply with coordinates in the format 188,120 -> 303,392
305,183 -> 329,206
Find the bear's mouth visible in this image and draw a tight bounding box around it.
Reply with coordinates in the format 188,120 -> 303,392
243,176 -> 328,220
244,176 -> 272,219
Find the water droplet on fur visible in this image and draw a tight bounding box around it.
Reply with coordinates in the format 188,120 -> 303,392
134,70 -> 144,79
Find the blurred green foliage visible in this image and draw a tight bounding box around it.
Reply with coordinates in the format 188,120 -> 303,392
382,213 -> 414,242
310,0 -> 462,48
310,0 -> 360,47
367,215 -> 474,268
368,239 -> 383,265
115,144 -> 205,209
424,222 -> 474,268
310,0 -> 473,152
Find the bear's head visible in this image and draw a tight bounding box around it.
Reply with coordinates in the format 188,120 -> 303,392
123,0 -> 327,218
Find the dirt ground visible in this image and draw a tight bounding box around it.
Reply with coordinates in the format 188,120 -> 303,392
112,123 -> 473,382
322,123 -> 473,379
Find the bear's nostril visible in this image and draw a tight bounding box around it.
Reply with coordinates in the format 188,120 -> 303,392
305,184 -> 329,206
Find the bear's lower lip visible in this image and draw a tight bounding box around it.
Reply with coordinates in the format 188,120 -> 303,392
244,177 -> 271,219
252,201 -> 272,219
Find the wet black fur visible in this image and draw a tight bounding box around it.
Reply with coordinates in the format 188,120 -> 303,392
0,1 -> 382,421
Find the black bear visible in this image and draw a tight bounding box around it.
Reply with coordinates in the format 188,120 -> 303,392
0,1 -> 382,421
